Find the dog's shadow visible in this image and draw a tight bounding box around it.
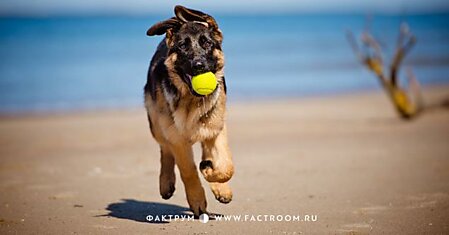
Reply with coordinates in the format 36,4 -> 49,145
100,199 -> 192,224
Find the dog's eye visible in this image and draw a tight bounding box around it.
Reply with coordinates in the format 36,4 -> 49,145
179,43 -> 187,50
203,40 -> 212,48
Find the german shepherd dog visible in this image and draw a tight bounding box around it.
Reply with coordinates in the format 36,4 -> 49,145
144,5 -> 234,216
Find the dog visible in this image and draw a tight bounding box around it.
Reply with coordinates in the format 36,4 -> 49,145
144,5 -> 234,216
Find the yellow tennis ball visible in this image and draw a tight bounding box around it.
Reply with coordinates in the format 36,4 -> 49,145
191,72 -> 217,96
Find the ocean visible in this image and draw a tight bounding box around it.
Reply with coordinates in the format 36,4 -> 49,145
0,13 -> 448,113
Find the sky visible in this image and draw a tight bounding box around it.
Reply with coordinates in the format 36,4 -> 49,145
1,0 -> 449,16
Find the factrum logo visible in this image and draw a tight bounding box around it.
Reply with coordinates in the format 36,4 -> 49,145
199,213 -> 210,223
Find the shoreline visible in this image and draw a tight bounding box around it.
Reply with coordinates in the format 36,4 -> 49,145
1,82 -> 448,119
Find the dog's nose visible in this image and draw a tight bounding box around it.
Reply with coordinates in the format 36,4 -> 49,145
192,60 -> 206,73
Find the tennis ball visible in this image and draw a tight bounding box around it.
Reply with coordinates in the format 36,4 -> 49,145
191,72 -> 217,96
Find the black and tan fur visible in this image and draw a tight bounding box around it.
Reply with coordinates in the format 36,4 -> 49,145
144,5 -> 234,216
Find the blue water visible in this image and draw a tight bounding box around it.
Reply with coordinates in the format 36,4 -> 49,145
1,14 -> 448,113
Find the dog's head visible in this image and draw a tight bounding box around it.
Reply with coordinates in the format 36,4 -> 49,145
147,5 -> 224,96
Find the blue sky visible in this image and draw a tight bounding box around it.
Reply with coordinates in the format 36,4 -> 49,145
1,0 -> 449,16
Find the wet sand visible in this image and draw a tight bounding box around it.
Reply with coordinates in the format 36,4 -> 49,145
0,86 -> 448,234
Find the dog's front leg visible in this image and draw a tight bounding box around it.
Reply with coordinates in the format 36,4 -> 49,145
200,124 -> 234,183
169,142 -> 207,216
159,145 -> 176,200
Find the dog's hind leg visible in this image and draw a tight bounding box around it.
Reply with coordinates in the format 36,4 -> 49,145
200,124 -> 234,183
159,145 -> 176,200
209,182 -> 232,204
169,142 -> 207,216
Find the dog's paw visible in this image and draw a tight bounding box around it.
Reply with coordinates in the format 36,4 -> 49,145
192,206 -> 208,219
160,183 -> 175,200
210,182 -> 232,204
160,175 -> 176,200
199,160 -> 234,183
187,195 -> 208,217
199,160 -> 213,171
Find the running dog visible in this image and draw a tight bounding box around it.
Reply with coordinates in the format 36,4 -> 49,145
144,5 -> 234,216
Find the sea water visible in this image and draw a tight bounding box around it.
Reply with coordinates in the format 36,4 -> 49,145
0,14 -> 448,113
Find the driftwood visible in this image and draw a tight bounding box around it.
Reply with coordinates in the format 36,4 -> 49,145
347,23 -> 423,119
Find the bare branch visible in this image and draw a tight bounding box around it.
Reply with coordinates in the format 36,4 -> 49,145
347,19 -> 422,120
406,67 -> 423,113
361,32 -> 383,63
390,23 -> 416,85
345,30 -> 364,62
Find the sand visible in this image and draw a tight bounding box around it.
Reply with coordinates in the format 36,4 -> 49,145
0,86 -> 448,234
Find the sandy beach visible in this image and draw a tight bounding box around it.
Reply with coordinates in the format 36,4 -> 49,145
0,86 -> 448,234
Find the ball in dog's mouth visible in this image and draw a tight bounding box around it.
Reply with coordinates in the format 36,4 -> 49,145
191,72 -> 217,96
182,73 -> 217,97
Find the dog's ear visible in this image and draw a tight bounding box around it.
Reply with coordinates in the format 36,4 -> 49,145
147,17 -> 181,36
174,5 -> 219,29
174,5 -> 223,43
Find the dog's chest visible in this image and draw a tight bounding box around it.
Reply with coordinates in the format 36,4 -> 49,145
170,97 -> 221,142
